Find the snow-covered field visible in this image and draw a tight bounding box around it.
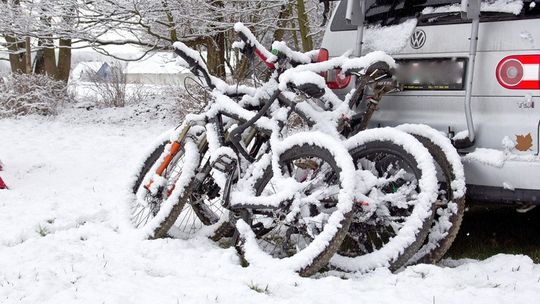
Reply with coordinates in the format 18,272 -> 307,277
1,105 -> 540,303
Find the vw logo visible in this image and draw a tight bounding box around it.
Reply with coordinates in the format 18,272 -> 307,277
410,29 -> 426,49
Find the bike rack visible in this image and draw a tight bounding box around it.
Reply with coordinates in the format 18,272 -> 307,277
345,0 -> 366,57
457,0 -> 481,148
344,0 -> 480,148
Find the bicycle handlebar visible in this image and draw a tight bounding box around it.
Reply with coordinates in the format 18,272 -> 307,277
173,42 -> 216,90
234,23 -> 278,69
234,22 -> 318,70
235,31 -> 276,69
174,26 -> 396,111
270,41 -> 316,66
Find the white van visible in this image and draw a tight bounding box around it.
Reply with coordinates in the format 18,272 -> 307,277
322,0 -> 540,206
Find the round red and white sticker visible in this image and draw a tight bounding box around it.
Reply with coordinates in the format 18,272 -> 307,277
496,55 -> 540,90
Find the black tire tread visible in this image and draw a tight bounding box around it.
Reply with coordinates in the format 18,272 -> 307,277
412,135 -> 466,264
348,140 -> 433,272
250,143 -> 353,276
130,140 -> 196,239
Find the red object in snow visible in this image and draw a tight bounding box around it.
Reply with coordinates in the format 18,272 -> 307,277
0,161 -> 8,189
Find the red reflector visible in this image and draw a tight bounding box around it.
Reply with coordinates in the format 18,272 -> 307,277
317,48 -> 329,79
496,55 -> 540,89
498,59 -> 523,86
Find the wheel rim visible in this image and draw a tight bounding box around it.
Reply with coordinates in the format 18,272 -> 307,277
340,146 -> 421,257
170,192 -> 225,238
253,152 -> 342,259
131,144 -> 187,228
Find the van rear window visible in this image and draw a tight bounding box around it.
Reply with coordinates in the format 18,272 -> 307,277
330,0 -> 540,31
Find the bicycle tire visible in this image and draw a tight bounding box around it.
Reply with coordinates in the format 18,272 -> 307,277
396,124 -> 466,264
128,134 -> 200,239
331,127 -> 438,272
237,133 -> 356,277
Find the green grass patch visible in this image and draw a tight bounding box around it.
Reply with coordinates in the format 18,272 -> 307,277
447,205 -> 540,263
36,225 -> 50,237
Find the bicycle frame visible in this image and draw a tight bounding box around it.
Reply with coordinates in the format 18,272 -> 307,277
143,26 -> 395,219
232,25 -> 399,138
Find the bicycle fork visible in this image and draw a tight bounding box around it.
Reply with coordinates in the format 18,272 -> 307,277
144,125 -> 193,192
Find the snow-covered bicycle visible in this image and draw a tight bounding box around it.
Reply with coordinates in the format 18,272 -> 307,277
228,28 -> 452,271
127,44 -> 370,276
254,31 -> 465,269
127,25 -> 440,275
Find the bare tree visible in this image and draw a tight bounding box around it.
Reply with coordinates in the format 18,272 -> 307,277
0,0 -> 332,82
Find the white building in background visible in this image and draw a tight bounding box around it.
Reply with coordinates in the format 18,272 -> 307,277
124,55 -> 192,86
70,52 -> 192,86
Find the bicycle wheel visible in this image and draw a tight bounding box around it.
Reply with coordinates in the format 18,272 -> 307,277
331,127 -> 438,272
172,125 -> 272,240
236,132 -> 357,277
396,124 -> 466,264
128,132 -> 200,239
168,148 -> 228,240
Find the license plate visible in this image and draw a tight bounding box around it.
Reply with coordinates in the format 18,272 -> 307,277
395,58 -> 467,90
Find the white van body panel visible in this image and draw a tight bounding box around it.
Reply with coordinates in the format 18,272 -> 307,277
322,1 -> 540,202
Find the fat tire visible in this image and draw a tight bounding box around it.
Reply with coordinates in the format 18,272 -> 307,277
250,143 -> 354,277
349,140 -> 433,271
404,133 -> 466,264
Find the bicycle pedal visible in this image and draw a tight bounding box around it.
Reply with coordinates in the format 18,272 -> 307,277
212,153 -> 237,173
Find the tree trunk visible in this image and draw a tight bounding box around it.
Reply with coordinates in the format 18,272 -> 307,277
2,0 -> 27,73
207,34 -> 226,78
161,0 -> 178,41
43,45 -> 57,77
4,35 -> 24,73
234,56 -> 252,81
34,50 -> 45,75
25,37 -> 32,74
57,39 -> 72,82
205,0 -> 226,78
296,0 -> 313,52
273,5 -> 291,42
2,1 -> 20,73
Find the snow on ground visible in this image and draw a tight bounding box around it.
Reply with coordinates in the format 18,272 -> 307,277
1,105 -> 540,303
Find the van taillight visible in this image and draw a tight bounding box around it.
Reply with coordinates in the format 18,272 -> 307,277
326,69 -> 351,89
496,55 -> 540,89
317,48 -> 351,90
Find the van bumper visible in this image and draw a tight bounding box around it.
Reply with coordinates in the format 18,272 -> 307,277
464,156 -> 540,204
